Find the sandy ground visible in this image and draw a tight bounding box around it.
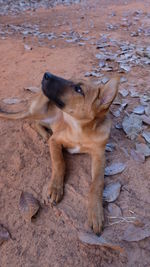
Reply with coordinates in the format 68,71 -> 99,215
0,0 -> 150,266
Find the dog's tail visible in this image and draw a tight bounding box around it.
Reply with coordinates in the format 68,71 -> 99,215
0,108 -> 31,120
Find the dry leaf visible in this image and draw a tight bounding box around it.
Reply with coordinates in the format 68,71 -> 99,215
107,203 -> 122,217
0,225 -> 10,245
19,191 -> 40,222
123,224 -> 150,242
78,231 -> 123,252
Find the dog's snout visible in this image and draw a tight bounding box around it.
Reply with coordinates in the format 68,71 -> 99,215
44,72 -> 52,81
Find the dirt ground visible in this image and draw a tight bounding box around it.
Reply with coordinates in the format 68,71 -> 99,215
0,0 -> 150,266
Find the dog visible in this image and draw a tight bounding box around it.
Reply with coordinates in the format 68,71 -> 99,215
0,72 -> 119,234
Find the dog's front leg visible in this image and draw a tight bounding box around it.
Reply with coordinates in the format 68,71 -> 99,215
43,137 -> 65,205
88,150 -> 105,234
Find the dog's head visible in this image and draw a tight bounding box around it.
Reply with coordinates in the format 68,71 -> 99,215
42,72 -> 119,121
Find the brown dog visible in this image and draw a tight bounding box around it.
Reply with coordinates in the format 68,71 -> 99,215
0,72 -> 119,234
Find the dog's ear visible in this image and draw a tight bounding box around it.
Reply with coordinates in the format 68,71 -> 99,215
99,77 -> 120,110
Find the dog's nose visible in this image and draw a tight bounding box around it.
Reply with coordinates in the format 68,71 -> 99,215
44,72 -> 53,80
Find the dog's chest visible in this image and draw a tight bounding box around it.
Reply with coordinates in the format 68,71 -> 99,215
41,115 -> 58,125
67,146 -> 80,154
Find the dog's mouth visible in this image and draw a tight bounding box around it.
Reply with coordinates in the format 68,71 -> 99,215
42,72 -> 73,109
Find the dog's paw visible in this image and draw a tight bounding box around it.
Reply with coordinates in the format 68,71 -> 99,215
42,180 -> 63,205
88,199 -> 104,235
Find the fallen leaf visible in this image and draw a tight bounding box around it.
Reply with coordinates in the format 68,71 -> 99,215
103,182 -> 121,202
107,203 -> 122,217
78,231 -> 123,252
122,114 -> 143,140
19,191 -> 40,222
0,225 -> 10,245
105,163 -> 126,176
123,224 -> 150,242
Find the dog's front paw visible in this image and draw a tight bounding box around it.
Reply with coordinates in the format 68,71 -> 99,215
88,198 -> 104,235
42,180 -> 64,205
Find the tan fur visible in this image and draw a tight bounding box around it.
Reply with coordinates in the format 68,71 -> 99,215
0,77 -> 120,234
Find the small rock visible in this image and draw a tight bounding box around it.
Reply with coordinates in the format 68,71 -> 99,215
3,98 -> 21,104
133,105 -> 145,115
122,114 -> 143,140
24,44 -> 32,51
140,95 -> 150,103
84,71 -> 102,78
103,66 -> 113,72
120,77 -> 127,83
103,182 -> 121,202
142,131 -> 150,144
0,225 -> 10,245
101,77 -> 109,84
130,149 -> 145,163
111,109 -> 120,118
99,61 -> 105,68
136,143 -> 150,157
119,88 -> 128,97
24,86 -> 40,93
120,64 -> 131,72
115,123 -> 122,129
131,31 -> 139,37
141,115 -> 150,125
145,105 -> 150,116
106,143 -> 115,152
78,42 -> 85,46
129,88 -> 140,97
105,163 -> 126,176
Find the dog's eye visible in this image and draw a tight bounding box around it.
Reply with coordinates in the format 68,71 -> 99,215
74,85 -> 84,95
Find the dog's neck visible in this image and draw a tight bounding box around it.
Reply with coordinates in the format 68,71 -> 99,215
63,113 -> 83,133
63,112 -> 106,133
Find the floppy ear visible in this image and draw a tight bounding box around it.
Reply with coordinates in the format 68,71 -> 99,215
99,77 -> 120,109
